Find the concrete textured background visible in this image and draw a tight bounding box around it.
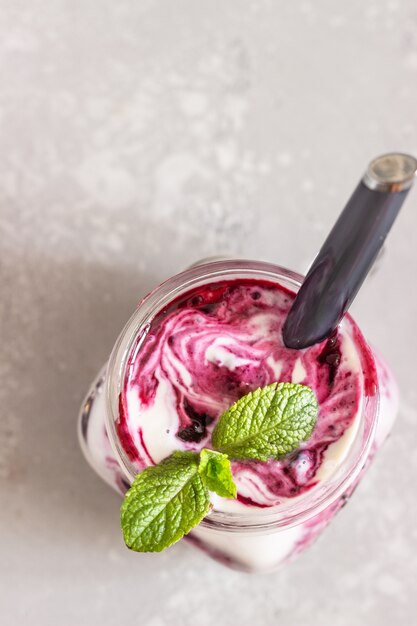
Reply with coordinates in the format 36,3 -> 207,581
1,1 -> 417,624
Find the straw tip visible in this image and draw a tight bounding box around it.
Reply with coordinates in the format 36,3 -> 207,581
363,152 -> 417,192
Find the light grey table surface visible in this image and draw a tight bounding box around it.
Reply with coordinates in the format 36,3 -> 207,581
1,1 -> 417,625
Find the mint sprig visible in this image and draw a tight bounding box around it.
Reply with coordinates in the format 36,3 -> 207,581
121,382 -> 318,553
212,382 -> 318,461
121,451 -> 211,552
198,449 -> 237,499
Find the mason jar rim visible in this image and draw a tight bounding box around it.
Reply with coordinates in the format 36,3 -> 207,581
104,259 -> 379,533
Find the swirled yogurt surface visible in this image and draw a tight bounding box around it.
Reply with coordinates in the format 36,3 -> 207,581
117,279 -> 376,513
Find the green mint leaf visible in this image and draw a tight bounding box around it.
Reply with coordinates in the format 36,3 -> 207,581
121,451 -> 211,552
211,382 -> 318,461
198,449 -> 237,499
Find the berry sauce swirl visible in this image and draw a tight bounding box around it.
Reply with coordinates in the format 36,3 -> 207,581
118,279 -> 376,510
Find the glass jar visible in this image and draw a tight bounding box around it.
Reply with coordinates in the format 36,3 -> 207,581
78,260 -> 398,572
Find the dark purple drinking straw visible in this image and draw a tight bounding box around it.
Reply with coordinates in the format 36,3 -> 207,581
282,152 -> 417,350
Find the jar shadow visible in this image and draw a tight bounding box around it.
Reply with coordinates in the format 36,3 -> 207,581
3,251 -> 164,548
